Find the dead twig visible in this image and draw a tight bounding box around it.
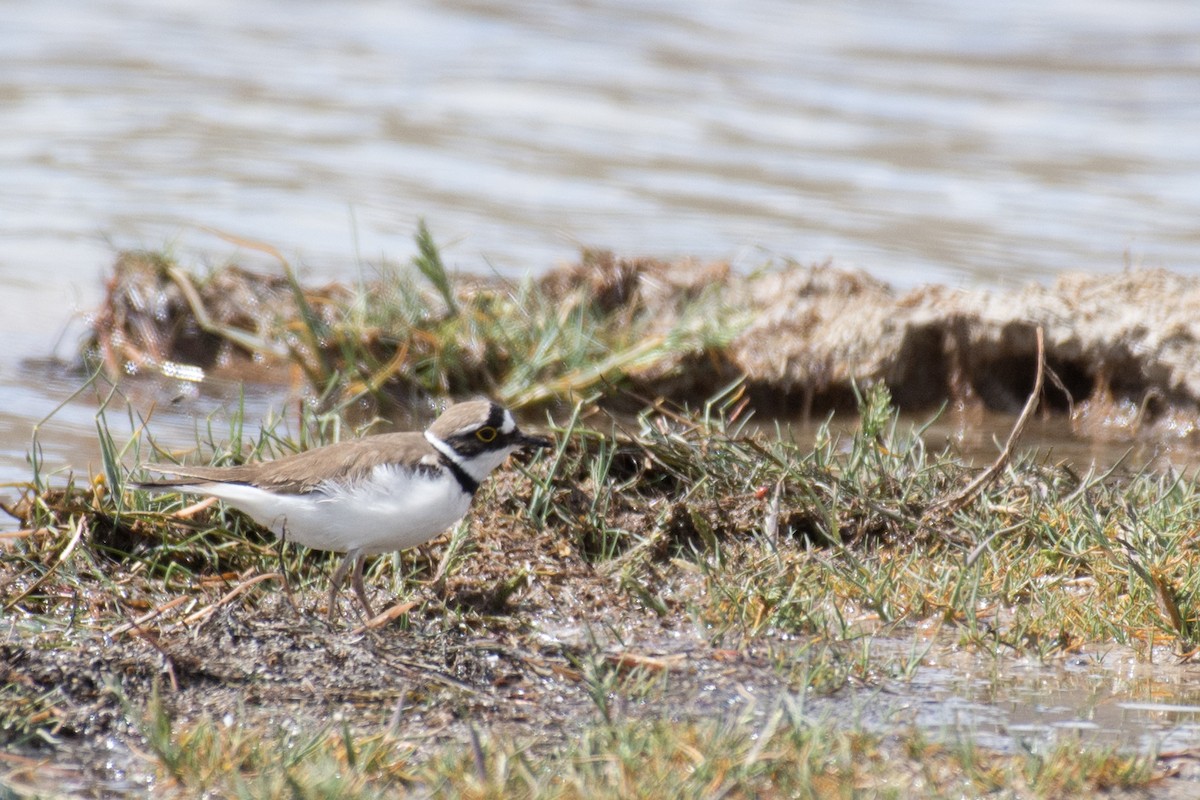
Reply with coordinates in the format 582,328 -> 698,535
351,600 -> 418,634
111,594 -> 195,636
171,497 -> 218,519
181,571 -> 283,626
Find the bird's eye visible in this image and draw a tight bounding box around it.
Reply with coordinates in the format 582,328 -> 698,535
475,426 -> 498,443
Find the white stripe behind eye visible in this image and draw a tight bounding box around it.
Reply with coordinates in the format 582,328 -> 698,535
425,430 -> 463,464
501,409 -> 516,434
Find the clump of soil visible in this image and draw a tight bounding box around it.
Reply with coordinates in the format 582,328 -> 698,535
86,249 -> 1200,441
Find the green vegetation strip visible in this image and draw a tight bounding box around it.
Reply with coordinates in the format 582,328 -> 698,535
86,227 -> 745,417
2,379 -> 1198,796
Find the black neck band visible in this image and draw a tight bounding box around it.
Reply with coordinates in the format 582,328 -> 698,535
442,456 -> 479,494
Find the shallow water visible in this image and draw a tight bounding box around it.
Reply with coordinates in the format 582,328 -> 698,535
877,642 -> 1200,756
3,0 -> 1200,485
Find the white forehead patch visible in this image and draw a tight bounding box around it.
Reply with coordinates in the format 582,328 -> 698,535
500,408 -> 516,434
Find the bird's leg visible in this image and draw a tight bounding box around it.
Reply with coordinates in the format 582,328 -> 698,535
351,551 -> 376,619
276,524 -> 299,615
328,548 -> 362,621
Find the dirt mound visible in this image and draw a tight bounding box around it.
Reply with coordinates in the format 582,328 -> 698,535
86,250 -> 1200,440
723,267 -> 1200,439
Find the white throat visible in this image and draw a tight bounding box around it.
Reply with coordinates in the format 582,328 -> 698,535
425,430 -> 516,484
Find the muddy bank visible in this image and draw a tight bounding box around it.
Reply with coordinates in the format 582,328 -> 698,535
88,250 -> 1200,440
9,383 -> 1200,796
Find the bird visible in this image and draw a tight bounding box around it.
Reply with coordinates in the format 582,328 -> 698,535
135,399 -> 552,618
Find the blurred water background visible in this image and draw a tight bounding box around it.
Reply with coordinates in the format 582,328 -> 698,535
2,0 -> 1198,486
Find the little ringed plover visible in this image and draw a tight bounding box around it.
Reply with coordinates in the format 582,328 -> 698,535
136,399 -> 551,618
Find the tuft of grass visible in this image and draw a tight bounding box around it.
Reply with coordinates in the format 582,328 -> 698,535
514,382 -> 1200,661
121,699 -> 1159,800
120,682 -> 419,798
412,217 -> 458,316
86,231 -> 745,417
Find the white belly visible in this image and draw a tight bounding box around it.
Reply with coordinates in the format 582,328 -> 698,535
193,464 -> 473,554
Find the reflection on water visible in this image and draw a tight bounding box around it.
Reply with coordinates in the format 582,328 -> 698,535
768,406 -> 1200,477
866,640 -> 1200,756
0,360 -> 288,491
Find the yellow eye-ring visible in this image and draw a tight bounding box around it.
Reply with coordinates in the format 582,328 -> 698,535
476,426 -> 498,443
